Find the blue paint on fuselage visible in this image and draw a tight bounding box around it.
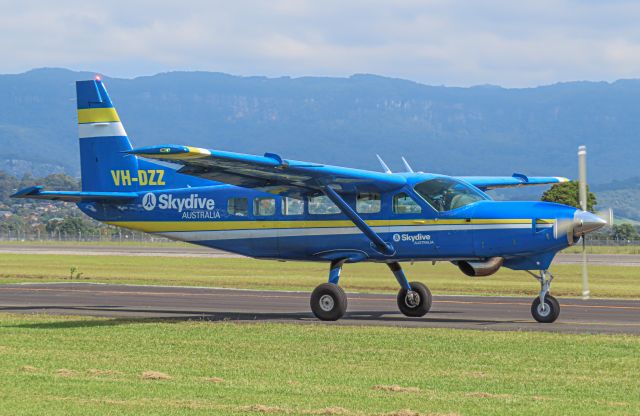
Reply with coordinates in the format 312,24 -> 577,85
78,169 -> 577,270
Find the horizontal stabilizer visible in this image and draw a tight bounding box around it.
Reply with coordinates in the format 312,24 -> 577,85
11,186 -> 137,203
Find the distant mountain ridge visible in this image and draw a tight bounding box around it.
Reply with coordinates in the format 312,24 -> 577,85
0,68 -> 639,217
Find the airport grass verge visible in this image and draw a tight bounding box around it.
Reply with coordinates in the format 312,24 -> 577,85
0,253 -> 639,298
2,239 -> 639,254
0,313 -> 638,415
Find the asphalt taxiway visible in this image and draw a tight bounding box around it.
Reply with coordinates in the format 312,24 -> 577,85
0,283 -> 638,334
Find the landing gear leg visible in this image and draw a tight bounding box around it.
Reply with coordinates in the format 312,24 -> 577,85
528,270 -> 560,323
388,262 -> 432,317
310,259 -> 348,321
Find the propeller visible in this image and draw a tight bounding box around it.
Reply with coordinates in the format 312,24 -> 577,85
550,147 -> 613,299
553,147 -> 612,243
554,209 -> 610,244
576,146 -> 612,299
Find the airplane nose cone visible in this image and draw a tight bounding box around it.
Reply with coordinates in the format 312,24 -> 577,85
573,210 -> 607,236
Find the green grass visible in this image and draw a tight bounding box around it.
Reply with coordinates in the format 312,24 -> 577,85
0,313 -> 638,415
2,239 -> 640,253
0,239 -> 190,248
1,253 -> 639,299
563,244 -> 640,254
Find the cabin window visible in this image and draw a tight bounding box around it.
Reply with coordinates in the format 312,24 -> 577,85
393,192 -> 422,214
356,192 -> 381,214
414,178 -> 487,212
254,197 -> 276,216
227,197 -> 248,216
308,195 -> 340,215
282,197 -> 304,215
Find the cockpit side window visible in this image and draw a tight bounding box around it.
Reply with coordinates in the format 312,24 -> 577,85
393,192 -> 422,214
414,178 -> 487,212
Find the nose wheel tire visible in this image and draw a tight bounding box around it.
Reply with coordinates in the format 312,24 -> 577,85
531,295 -> 560,323
311,283 -> 348,321
397,281 -> 432,317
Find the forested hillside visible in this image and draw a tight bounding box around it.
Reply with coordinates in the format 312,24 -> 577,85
1,68 -> 639,219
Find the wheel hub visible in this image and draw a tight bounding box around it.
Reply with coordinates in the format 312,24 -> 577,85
404,290 -> 420,308
537,303 -> 550,317
319,294 -> 335,312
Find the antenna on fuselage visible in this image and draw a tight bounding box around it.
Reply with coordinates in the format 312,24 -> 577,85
401,156 -> 414,173
376,154 -> 392,174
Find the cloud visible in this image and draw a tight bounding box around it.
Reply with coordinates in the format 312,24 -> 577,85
1,0 -> 640,86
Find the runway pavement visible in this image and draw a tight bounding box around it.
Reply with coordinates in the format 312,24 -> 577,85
0,283 -> 638,334
1,244 -> 639,266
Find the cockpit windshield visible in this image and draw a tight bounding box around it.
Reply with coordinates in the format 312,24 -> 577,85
414,178 -> 488,212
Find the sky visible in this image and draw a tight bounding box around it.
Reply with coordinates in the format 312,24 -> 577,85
2,0 -> 640,87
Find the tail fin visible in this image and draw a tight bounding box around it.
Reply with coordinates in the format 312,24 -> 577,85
77,78 -> 138,192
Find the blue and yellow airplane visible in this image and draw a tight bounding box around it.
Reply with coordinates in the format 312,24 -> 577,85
12,78 -> 608,323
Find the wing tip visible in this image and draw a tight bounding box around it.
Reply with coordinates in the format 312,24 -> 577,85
129,145 -> 211,160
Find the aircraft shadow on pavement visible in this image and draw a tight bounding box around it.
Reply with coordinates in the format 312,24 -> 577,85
0,305 -> 510,329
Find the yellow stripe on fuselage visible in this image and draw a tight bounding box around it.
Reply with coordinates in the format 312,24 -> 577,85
77,108 -> 120,124
106,218 -> 540,233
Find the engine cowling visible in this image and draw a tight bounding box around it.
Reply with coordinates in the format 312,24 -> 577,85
457,257 -> 504,277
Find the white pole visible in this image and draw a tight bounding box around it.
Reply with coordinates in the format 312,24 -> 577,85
578,145 -> 589,300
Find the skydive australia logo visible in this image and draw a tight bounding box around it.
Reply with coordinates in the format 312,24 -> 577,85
393,233 -> 434,245
142,193 -> 157,211
141,193 -> 220,219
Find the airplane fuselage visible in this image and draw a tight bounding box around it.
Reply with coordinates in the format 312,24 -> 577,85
78,174 -> 577,270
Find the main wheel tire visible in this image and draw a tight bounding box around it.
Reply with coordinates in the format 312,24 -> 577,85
310,283 -> 347,321
397,281 -> 432,317
531,295 -> 560,323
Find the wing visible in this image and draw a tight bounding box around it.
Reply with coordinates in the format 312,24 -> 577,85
11,186 -> 137,203
457,174 -> 569,191
128,145 -> 407,195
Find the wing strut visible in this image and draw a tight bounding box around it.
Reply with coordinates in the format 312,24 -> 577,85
320,184 -> 395,256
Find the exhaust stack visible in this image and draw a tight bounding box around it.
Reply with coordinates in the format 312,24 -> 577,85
457,257 -> 504,277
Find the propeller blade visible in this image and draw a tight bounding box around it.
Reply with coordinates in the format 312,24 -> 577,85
595,207 -> 614,226
578,145 -> 587,211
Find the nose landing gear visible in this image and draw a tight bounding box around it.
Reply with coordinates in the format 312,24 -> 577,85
528,270 -> 560,323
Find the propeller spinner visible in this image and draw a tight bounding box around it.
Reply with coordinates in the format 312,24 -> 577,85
554,209 -> 609,243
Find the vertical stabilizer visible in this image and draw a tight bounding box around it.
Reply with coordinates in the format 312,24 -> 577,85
77,78 -> 138,191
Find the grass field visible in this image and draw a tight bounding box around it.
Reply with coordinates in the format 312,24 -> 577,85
2,239 -> 640,253
0,240 -> 192,248
563,244 -> 640,254
0,313 -> 638,415
1,253 -> 639,298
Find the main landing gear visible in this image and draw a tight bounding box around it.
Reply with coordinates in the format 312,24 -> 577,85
528,270 -> 560,323
310,260 -> 432,321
